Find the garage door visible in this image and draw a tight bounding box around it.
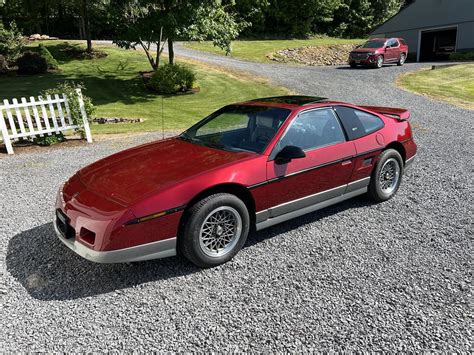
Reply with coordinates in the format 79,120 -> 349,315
419,27 -> 457,61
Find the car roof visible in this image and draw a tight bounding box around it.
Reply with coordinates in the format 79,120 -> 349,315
240,95 -> 329,108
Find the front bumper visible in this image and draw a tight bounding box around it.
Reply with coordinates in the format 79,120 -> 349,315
54,217 -> 177,263
350,54 -> 377,65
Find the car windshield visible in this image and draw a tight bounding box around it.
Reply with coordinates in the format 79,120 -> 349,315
361,40 -> 386,48
179,105 -> 292,153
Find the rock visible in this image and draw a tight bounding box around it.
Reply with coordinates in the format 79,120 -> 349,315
40,35 -> 50,40
29,33 -> 41,40
268,44 -> 360,66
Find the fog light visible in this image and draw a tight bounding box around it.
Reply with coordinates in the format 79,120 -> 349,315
80,227 -> 96,245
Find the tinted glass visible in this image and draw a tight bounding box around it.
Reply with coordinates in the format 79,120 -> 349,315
278,108 -> 345,151
181,105 -> 291,153
335,106 -> 384,140
361,40 -> 386,48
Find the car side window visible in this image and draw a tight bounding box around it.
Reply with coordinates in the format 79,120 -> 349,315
278,108 -> 345,152
334,106 -> 384,140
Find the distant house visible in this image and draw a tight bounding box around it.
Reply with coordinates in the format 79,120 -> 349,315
370,0 -> 474,61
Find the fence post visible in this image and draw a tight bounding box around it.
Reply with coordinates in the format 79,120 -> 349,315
75,88 -> 93,143
0,109 -> 14,154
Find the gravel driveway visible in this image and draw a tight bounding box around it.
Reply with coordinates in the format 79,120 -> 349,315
1,46 -> 472,352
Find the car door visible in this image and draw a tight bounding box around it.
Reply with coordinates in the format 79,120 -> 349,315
333,105 -> 386,184
263,107 -> 356,218
385,39 -> 399,61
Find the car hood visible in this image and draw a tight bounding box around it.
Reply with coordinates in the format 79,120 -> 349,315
351,48 -> 381,53
78,138 -> 253,206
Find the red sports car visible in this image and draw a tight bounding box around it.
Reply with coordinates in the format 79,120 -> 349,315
349,38 -> 408,68
55,96 -> 417,267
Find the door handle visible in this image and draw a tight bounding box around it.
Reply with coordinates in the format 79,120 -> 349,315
341,160 -> 352,166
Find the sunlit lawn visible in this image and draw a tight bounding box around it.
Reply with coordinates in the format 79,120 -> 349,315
398,64 -> 474,110
184,37 -> 365,63
0,41 -> 289,134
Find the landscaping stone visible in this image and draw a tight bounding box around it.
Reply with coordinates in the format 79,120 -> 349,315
93,117 -> 144,124
268,44 -> 359,66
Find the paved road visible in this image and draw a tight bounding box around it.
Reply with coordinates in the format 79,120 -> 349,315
1,44 -> 472,352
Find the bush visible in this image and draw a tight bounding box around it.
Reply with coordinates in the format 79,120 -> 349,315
38,44 -> 59,69
0,22 -> 25,63
449,51 -> 474,61
17,51 -> 48,75
33,132 -> 66,146
147,63 -> 196,94
41,82 -> 95,138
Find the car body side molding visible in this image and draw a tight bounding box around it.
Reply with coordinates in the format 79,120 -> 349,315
255,177 -> 370,230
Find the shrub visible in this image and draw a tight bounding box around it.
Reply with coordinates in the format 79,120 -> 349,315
33,132 -> 66,146
38,44 -> 59,69
147,63 -> 196,94
449,51 -> 474,61
17,51 -> 48,75
0,22 -> 25,63
41,82 -> 95,138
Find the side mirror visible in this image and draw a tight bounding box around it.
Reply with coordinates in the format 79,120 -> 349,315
275,145 -> 305,165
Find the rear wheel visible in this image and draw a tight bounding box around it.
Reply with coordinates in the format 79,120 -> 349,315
367,149 -> 403,202
350,62 -> 357,68
180,193 -> 250,268
397,53 -> 406,66
375,55 -> 384,68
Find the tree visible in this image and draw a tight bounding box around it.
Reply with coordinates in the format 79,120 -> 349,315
110,0 -> 247,70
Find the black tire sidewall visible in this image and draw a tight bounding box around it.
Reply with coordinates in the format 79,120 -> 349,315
181,193 -> 250,268
369,149 -> 404,201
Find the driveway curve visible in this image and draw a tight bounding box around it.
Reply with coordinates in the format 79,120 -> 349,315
1,43 -> 472,352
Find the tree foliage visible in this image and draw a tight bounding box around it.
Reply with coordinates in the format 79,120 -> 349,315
0,21 -> 24,62
0,0 -> 407,47
111,0 -> 246,70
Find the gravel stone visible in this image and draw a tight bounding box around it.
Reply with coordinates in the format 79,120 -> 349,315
0,44 -> 472,352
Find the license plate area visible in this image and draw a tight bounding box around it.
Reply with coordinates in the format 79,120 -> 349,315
56,209 -> 75,239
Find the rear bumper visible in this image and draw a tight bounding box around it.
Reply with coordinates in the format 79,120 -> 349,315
54,217 -> 177,263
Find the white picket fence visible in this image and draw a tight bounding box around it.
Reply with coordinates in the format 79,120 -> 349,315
0,88 -> 92,154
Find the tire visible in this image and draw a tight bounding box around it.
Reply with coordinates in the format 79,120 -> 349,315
367,149 -> 404,202
397,53 -> 406,66
180,193 -> 250,268
375,55 -> 384,68
350,62 -> 357,68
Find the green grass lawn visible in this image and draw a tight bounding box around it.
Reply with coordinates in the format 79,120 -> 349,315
0,41 -> 289,134
184,37 -> 364,63
398,64 -> 474,110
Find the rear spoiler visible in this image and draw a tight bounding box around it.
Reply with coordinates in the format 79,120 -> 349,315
360,106 -> 410,121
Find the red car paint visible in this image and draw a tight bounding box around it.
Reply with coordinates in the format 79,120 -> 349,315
349,38 -> 408,67
55,97 -> 416,260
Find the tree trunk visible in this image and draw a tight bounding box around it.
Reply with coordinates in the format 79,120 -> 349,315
168,38 -> 174,65
81,0 -> 92,52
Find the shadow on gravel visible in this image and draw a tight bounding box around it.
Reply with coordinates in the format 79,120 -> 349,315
7,197 -> 373,301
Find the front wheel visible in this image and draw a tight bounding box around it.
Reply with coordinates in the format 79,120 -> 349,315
350,62 -> 357,68
367,149 -> 403,202
375,55 -> 384,68
180,193 -> 250,268
397,53 -> 406,66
